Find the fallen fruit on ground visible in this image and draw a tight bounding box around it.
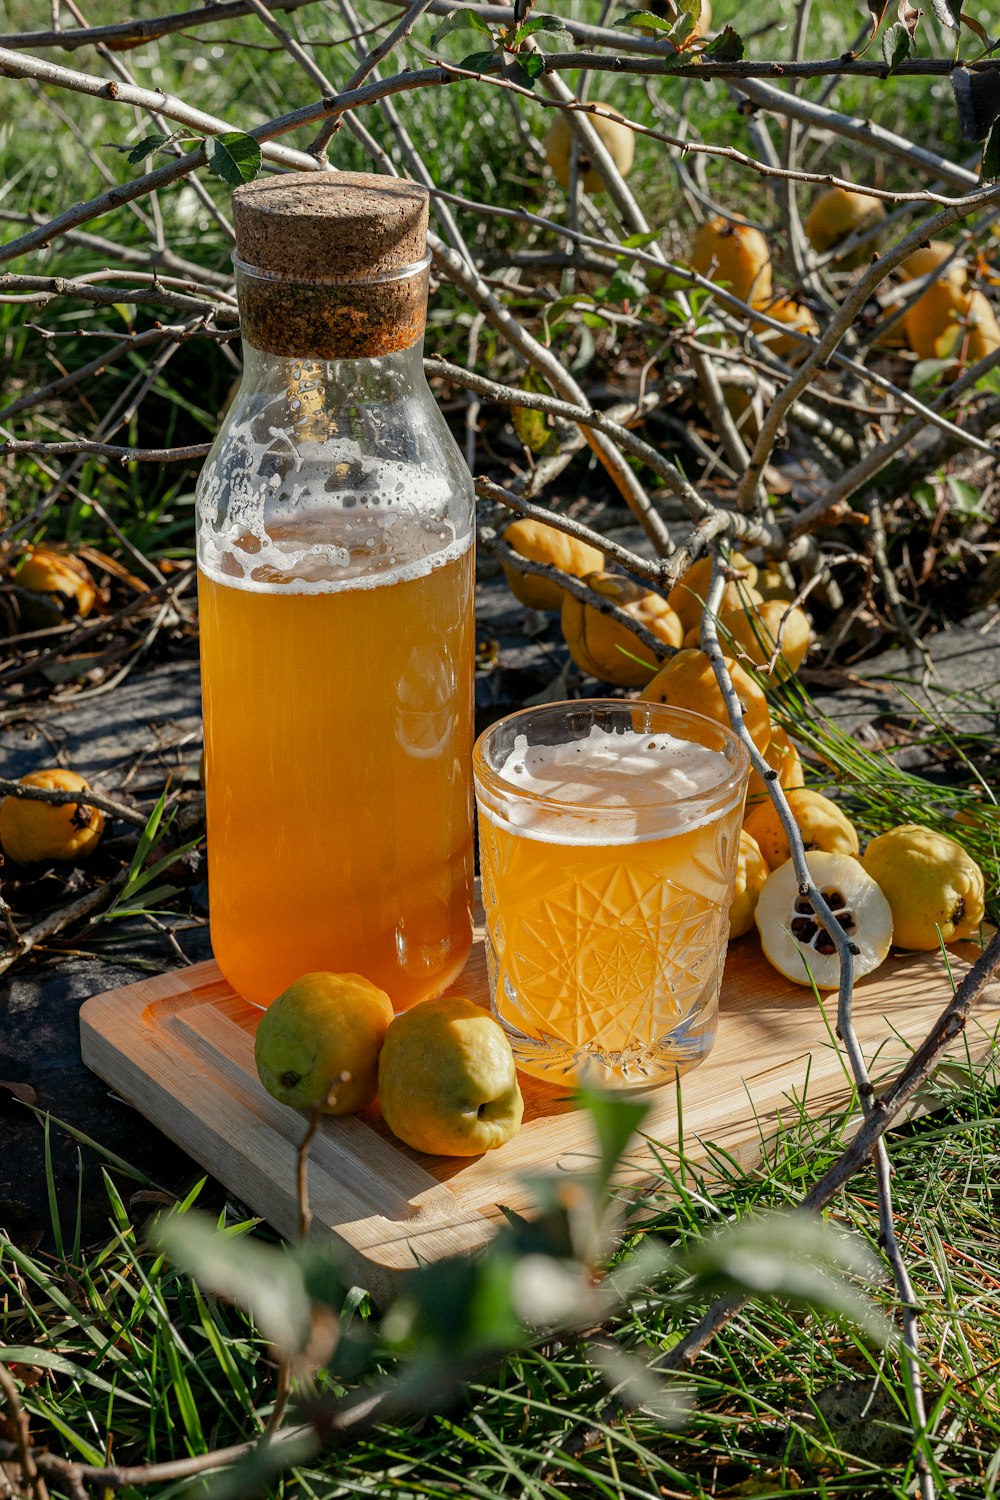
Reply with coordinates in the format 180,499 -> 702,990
639,647 -> 772,753
378,995 -> 524,1156
14,547 -> 97,629
0,769 -> 105,865
561,570 -> 683,686
744,787 -> 859,869
755,850 -> 893,989
745,726 -> 806,808
805,186 -> 886,268
935,290 -> 1000,369
861,823 -> 986,950
754,564 -> 793,601
254,972 -> 394,1114
501,517 -> 605,612
751,295 -> 820,359
716,598 -> 812,679
904,279 -> 1000,369
666,552 -> 760,636
544,107 -> 634,194
690,217 -> 773,304
729,829 -> 769,940
722,381 -> 761,440
899,240 -> 965,285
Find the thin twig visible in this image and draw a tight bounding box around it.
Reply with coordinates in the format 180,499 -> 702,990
0,437 -> 211,462
0,1360 -> 49,1500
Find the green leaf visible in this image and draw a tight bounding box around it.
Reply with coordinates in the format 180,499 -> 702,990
679,1213 -> 891,1338
945,475 -> 985,515
208,132 -> 262,188
0,1347 -> 147,1404
581,311 -> 611,329
511,399 -> 552,453
156,1212 -> 315,1359
126,132 -> 173,164
458,49 -> 498,71
514,53 -> 546,85
579,1088 -> 651,1196
430,10 -> 493,45
91,790 -> 179,922
911,354 -> 953,391
670,12 -> 698,45
514,15 -> 568,40
547,292 -> 595,321
621,230 -> 660,249
911,481 -> 937,519
617,8 -> 676,32
605,268 -> 648,304
703,25 -> 745,59
982,118 -> 1000,182
881,21 -> 911,69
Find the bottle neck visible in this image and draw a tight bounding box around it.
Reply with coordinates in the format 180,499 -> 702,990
238,337 -> 427,423
235,256 -> 430,361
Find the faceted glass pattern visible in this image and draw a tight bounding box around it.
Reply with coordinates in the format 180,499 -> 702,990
479,803 -> 742,1088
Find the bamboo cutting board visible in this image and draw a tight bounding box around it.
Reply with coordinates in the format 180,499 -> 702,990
80,921 -> 1000,1302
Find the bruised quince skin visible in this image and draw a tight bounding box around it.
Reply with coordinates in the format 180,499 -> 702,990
254,972 -> 394,1115
861,824 -> 985,950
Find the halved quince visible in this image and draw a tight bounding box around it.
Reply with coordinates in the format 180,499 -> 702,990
755,850 -> 893,989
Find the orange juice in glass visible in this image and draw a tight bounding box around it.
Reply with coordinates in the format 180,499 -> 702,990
473,701 -> 749,1087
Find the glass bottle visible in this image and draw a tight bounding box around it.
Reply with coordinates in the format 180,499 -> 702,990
196,173 -> 475,1009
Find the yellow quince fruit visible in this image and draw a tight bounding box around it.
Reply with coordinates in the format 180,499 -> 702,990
666,552 -> 760,636
744,726 -> 805,809
861,824 -> 985,950
805,186 -> 886,269
544,107 -> 634,195
716,598 -> 812,680
743,787 -> 859,870
755,851 -> 893,989
640,647 -> 772,754
15,547 -> 97,629
689,217 -> 773,304
729,829 -> 769,940
254,972 -> 394,1115
560,571 -> 683,687
0,769 -> 104,865
501,517 -> 604,612
378,996 -> 523,1156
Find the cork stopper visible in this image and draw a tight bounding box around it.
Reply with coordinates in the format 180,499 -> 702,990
232,172 -> 431,359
